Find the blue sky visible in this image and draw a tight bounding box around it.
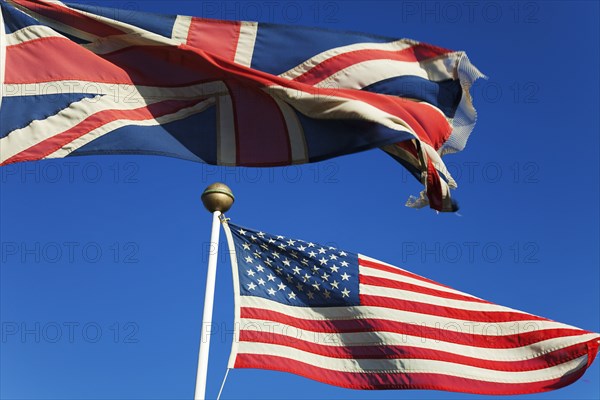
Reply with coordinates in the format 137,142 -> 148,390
1,1 -> 599,399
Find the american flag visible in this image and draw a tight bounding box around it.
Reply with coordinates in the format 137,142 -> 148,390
222,221 -> 600,394
0,0 -> 484,212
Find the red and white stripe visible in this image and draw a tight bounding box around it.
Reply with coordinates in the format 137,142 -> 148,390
227,250 -> 600,393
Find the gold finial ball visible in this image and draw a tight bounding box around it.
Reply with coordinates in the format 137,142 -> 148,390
201,182 -> 235,213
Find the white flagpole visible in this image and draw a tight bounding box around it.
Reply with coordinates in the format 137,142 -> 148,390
194,183 -> 235,400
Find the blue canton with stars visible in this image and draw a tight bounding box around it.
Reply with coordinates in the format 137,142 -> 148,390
229,223 -> 360,307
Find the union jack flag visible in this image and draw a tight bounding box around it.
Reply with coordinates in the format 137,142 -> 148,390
0,0 -> 484,211
222,221 -> 600,394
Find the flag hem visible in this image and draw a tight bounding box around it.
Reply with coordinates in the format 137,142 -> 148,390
221,217 -> 243,369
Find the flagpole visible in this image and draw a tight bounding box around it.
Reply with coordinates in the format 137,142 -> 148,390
195,183 -> 235,400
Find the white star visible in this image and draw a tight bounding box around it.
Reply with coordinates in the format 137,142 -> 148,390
290,250 -> 299,259
308,251 -> 317,258
292,266 -> 302,275
260,243 -> 269,251
268,238 -> 276,244
257,278 -> 266,286
278,243 -> 286,250
323,290 -> 331,299
287,239 -> 296,246
297,245 -> 307,251
311,265 -> 320,274
271,251 -> 280,259
288,292 -> 297,300
329,254 -> 338,260
245,256 -> 253,263
267,288 -> 276,296
301,259 -> 309,265
307,242 -> 315,247
307,291 -> 315,300
303,273 -> 311,282
238,229 -> 246,235
328,246 -> 336,250
321,272 -> 330,281
253,250 -> 262,259
242,243 -> 251,250
247,282 -> 257,290
247,269 -> 255,277
339,251 -> 347,256
256,265 -> 265,272
341,288 -> 350,297
264,259 -> 273,266
319,257 -> 328,265
250,235 -> 257,242
275,267 -> 283,275
312,282 -> 321,291
257,231 -> 265,238
286,275 -> 293,283
296,283 -> 304,291
277,235 -> 285,240
330,265 -> 339,273
277,282 -> 286,291
331,280 -> 340,289
318,247 -> 327,254
340,261 -> 349,267
282,259 -> 291,266
341,272 -> 350,281
267,274 -> 276,282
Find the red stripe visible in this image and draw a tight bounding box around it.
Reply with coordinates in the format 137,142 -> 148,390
361,275 -> 490,304
240,307 -> 588,349
225,80 -> 292,166
186,18 -> 241,62
360,294 -> 544,323
426,157 -> 444,210
1,99 -> 202,166
239,330 -> 593,372
397,140 -> 419,158
234,353 -> 591,394
5,38 -> 136,84
11,0 -> 124,37
293,45 -> 451,85
5,39 -> 230,86
360,256 -> 457,291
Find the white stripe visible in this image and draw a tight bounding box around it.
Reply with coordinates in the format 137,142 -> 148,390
422,141 -> 456,188
81,32 -> 172,55
233,21 -> 257,67
237,341 -> 588,383
240,296 -> 581,334
313,58 -> 455,89
216,94 -> 236,165
0,3 -> 6,114
46,98 -> 215,159
279,40 -> 416,80
360,283 -> 529,314
266,85 -> 415,137
359,257 -> 483,300
5,25 -> 65,46
1,94 -> 166,163
270,96 -> 308,164
2,81 -> 230,99
171,15 -> 192,44
240,318 -> 599,362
